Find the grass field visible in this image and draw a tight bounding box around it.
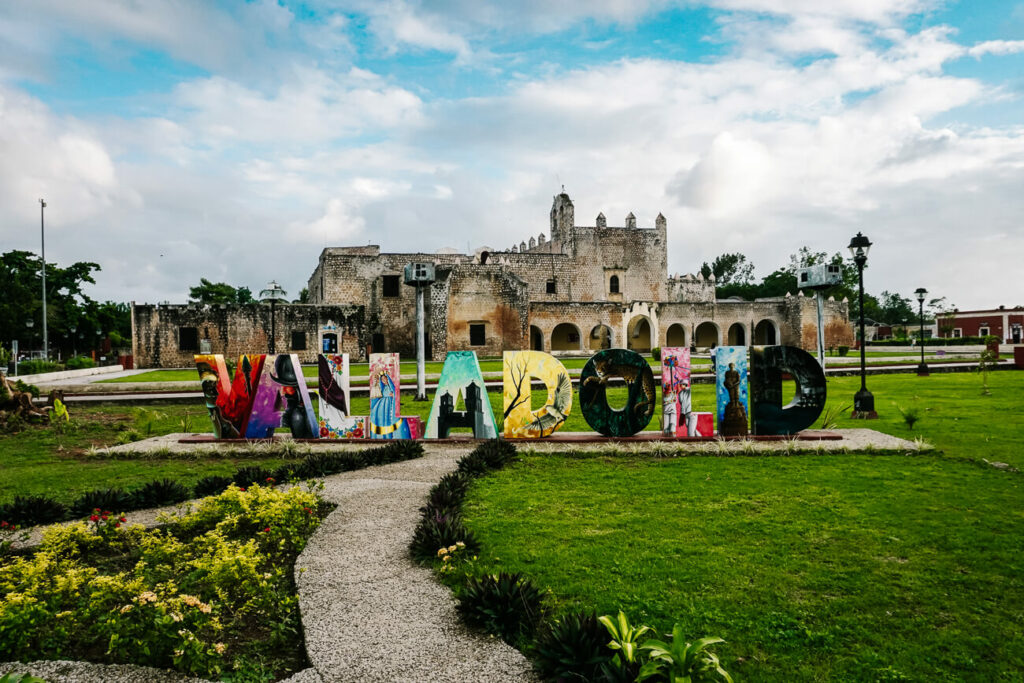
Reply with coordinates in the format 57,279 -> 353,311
3,370 -> 1018,499
455,371 -> 1024,682
3,369 -> 1022,679
94,350 -> 965,384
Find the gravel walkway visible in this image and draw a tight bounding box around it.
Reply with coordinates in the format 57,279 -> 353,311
294,448 -> 535,682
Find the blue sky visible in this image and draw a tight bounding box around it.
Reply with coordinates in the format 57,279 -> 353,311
1,0 -> 1022,310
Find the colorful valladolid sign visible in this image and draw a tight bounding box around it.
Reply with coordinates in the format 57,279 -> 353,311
195,345 -> 825,440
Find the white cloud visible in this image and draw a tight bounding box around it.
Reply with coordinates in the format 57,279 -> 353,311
967,39 -> 1024,58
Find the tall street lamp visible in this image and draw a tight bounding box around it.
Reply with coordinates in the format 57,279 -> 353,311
848,232 -> 877,419
70,325 -> 77,359
915,287 -> 929,376
39,198 -> 48,361
259,281 -> 288,354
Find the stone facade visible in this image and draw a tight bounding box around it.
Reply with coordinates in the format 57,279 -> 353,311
131,303 -> 364,368
307,192 -> 850,361
131,192 -> 851,367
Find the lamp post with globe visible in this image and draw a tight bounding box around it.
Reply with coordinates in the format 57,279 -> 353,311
848,232 -> 877,419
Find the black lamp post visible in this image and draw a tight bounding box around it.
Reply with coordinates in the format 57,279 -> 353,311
259,281 -> 288,354
848,232 -> 877,419
915,287 -> 929,376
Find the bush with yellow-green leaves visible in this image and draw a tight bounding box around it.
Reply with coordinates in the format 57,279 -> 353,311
0,483 -> 329,680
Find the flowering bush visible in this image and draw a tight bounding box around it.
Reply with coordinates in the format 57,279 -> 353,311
0,483 -> 328,679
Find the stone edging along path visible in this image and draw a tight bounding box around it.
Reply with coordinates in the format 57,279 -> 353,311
4,432 -> 927,682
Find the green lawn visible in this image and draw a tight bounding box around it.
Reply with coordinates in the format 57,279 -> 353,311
454,371 -> 1024,682
97,350 -> 967,384
5,370 -> 1019,506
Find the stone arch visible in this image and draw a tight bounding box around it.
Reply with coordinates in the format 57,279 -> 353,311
694,321 -> 720,349
627,315 -> 653,352
589,324 -> 613,351
551,322 -> 582,351
727,322 -> 746,346
530,325 -> 543,351
754,319 -> 779,345
665,323 -> 687,348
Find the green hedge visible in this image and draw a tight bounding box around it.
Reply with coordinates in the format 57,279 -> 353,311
868,336 -> 989,347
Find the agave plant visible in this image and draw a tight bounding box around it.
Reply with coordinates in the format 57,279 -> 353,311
638,625 -> 732,683
456,572 -> 545,643
533,611 -> 610,682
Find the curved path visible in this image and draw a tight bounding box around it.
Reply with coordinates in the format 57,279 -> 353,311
294,447 -> 534,682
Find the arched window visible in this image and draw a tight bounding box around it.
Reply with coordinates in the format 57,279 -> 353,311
609,275 -> 620,294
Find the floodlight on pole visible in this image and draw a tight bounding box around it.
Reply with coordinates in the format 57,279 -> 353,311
259,280 -> 288,354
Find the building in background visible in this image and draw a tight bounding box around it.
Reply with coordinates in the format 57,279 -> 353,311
133,193 -> 852,367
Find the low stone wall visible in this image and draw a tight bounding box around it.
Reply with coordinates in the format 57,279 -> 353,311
13,364 -> 125,385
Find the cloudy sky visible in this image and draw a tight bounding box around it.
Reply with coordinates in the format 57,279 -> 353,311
1,0 -> 1022,310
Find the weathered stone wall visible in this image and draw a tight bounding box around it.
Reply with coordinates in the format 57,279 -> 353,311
135,193 -> 851,366
131,303 -> 364,368
444,266 -> 529,358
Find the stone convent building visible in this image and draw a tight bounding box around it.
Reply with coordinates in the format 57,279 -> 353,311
132,192 -> 850,367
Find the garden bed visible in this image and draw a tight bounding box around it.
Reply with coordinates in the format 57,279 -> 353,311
1,484 -> 331,680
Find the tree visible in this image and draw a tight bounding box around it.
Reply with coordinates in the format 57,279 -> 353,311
188,279 -> 253,305
292,287 -> 309,304
700,253 -> 755,286
0,250 -> 113,357
875,291 -> 914,325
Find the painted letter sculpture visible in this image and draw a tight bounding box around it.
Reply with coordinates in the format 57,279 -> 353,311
503,351 -> 572,438
750,345 -> 827,435
579,349 -> 656,437
426,351 -> 498,438
715,346 -> 749,437
368,353 -> 421,439
195,343 -> 827,441
318,354 -> 366,438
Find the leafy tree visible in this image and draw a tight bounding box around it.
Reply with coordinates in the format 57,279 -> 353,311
0,250 -> 125,358
699,253 -> 755,285
293,287 -> 309,304
875,291 -> 915,325
188,278 -> 253,305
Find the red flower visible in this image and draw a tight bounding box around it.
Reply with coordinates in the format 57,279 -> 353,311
1,521 -> 8,528
319,426 -> 329,437
239,487 -> 246,492
90,515 -> 100,522
120,516 -> 127,523
101,515 -> 108,521
266,477 -> 275,483
114,523 -> 121,528
263,527 -> 271,532
303,507 -> 312,514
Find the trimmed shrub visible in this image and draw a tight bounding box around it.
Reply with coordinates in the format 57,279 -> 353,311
129,478 -> 190,508
0,495 -> 67,527
16,360 -> 61,375
533,611 -> 611,683
457,572 -> 545,643
65,356 -> 97,370
193,475 -> 235,498
651,347 -> 662,362
71,488 -> 132,519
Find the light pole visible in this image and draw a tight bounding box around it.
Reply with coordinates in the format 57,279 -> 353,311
25,319 -> 34,359
915,287 -> 929,376
848,232 -> 877,419
70,325 -> 77,359
259,281 -> 288,354
39,198 -> 48,361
